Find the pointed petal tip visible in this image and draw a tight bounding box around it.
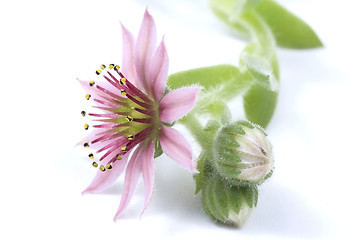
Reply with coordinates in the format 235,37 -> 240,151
113,208 -> 123,222
190,166 -> 199,174
113,214 -> 119,222
139,209 -> 146,219
81,188 -> 94,195
144,5 -> 150,14
119,21 -> 126,30
185,162 -> 198,173
143,6 -> 153,22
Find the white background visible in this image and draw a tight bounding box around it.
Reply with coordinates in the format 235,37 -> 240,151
1,0 -> 360,239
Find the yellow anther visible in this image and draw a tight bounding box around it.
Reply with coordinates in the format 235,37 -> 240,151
92,161 -> 98,168
85,94 -> 91,100
116,154 -> 122,160
115,65 -> 120,70
88,153 -> 94,159
106,164 -> 112,170
128,135 -> 134,140
84,123 -> 89,130
89,80 -> 95,87
100,64 -> 106,70
96,69 -> 102,75
119,78 -> 126,85
81,111 -> 86,117
126,116 -> 133,122
120,89 -> 127,96
109,64 -> 115,69
121,146 -> 127,152
84,142 -> 90,148
100,165 -> 106,172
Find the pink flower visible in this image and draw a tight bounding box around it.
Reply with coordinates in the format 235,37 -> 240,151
77,9 -> 199,220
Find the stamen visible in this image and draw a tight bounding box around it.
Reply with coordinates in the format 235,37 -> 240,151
85,94 -> 91,100
88,113 -> 123,118
93,122 -> 129,129
126,116 -> 133,122
126,94 -> 152,109
103,75 -> 123,91
93,98 -> 117,108
100,64 -> 106,70
102,131 -> 129,142
106,127 -> 155,165
115,70 -> 152,102
128,135 -> 134,140
132,107 -> 155,116
91,133 -> 114,144
92,162 -> 98,168
107,70 -> 123,84
120,89 -> 127,96
132,118 -> 153,124
108,70 -> 151,104
96,137 -> 128,154
96,85 -> 122,100
109,153 -> 124,165
92,118 -> 124,123
93,106 -> 127,113
115,65 -> 120,70
84,142 -> 90,148
92,122 -> 120,129
96,69 -> 102,75
97,138 -> 128,163
81,111 -> 86,117
88,153 -> 94,159
89,80 -> 95,87
84,123 -> 89,130
123,126 -> 154,152
100,165 -> 106,172
106,164 -> 112,170
109,64 -> 115,69
119,78 -> 126,85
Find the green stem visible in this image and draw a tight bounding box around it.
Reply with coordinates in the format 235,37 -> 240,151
180,113 -> 217,195
179,114 -> 213,151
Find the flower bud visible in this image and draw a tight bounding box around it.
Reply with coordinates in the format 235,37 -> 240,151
201,171 -> 258,227
213,121 -> 274,185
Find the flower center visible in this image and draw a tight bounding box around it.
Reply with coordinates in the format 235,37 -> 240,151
81,64 -> 161,172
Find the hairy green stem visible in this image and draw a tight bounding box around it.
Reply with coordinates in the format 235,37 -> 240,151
179,114 -> 213,151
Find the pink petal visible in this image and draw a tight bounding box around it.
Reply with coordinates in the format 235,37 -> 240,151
159,87 -> 200,123
120,23 -> 137,85
82,152 -> 129,194
159,126 -> 196,172
140,141 -> 155,215
113,144 -> 144,220
134,8 -> 157,95
147,37 -> 169,101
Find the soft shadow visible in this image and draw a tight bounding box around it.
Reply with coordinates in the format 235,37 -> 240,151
245,182 -> 327,237
150,157 -> 204,219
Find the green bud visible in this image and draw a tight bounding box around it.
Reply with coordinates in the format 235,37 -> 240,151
201,171 -> 258,227
213,121 -> 274,185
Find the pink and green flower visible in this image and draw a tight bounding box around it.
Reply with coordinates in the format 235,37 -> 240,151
78,9 -> 199,220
